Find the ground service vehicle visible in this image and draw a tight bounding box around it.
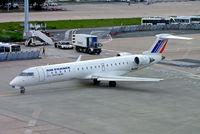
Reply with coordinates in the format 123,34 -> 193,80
55,41 -> 73,49
0,43 -> 21,53
25,38 -> 46,46
72,34 -> 102,54
141,17 -> 175,25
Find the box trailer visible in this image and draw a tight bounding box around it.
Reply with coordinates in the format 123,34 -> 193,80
72,34 -> 102,54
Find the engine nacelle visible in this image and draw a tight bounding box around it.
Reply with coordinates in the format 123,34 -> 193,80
116,52 -> 132,57
134,56 -> 151,65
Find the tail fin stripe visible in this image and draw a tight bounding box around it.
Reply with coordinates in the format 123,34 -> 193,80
159,40 -> 168,53
151,40 -> 161,53
155,40 -> 164,53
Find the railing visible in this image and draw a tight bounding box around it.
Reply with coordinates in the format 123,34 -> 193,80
0,50 -> 40,61
110,24 -> 200,34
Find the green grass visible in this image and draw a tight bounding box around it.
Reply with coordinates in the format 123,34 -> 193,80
0,17 -> 141,42
0,9 -> 24,12
45,18 -> 141,29
0,31 -> 24,42
56,1 -> 78,3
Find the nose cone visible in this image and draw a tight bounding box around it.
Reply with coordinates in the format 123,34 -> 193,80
9,78 -> 18,87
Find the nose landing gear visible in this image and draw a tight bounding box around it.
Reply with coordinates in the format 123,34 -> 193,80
20,87 -> 25,94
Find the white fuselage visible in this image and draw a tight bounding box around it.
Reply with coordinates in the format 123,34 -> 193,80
10,54 -> 162,88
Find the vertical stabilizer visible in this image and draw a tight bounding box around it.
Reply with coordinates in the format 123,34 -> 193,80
145,34 -> 192,54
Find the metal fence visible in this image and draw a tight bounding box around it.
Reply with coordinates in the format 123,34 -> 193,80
0,50 -> 40,61
110,24 -> 200,34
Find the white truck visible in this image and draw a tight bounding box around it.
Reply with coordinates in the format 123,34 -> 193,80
54,41 -> 73,49
72,34 -> 102,54
25,38 -> 46,46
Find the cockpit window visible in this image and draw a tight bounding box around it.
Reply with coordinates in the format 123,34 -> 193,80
19,72 -> 34,76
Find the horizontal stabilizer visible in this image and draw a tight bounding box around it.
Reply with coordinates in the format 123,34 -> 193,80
156,34 -> 192,40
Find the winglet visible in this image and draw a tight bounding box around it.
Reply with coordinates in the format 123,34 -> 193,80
76,55 -> 82,62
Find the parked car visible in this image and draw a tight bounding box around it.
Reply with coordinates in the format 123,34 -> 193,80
49,2 -> 58,6
12,3 -> 19,9
55,41 -> 73,49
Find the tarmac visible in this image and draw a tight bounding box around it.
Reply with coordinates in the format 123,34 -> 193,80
0,1 -> 200,22
0,30 -> 200,134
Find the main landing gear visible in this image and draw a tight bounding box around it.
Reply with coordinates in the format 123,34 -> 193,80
109,81 -> 116,87
93,79 -> 100,85
20,87 -> 25,94
93,79 -> 117,87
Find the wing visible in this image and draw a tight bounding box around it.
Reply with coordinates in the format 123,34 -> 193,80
91,75 -> 163,82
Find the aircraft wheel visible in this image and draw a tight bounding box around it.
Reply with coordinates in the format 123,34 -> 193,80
109,81 -> 116,87
20,87 -> 25,94
93,79 -> 100,85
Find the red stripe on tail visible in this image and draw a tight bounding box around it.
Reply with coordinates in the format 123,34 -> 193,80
159,40 -> 168,53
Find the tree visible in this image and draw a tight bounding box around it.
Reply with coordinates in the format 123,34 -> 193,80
30,0 -> 46,10
0,0 -> 8,7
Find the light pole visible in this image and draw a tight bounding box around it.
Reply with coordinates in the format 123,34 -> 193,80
24,0 -> 29,38
7,0 -> 10,12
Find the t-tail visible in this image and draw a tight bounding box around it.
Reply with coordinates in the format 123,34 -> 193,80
144,34 -> 192,55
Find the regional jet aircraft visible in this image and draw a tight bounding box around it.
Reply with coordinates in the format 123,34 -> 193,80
10,34 -> 192,93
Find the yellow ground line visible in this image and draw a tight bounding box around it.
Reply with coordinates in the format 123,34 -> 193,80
0,93 -> 21,97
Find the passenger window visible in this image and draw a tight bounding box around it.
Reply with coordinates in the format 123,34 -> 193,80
90,66 -> 92,69
77,68 -> 79,71
98,65 -> 100,68
82,67 -> 84,70
115,63 -> 117,66
86,67 -> 88,70
106,64 -> 108,67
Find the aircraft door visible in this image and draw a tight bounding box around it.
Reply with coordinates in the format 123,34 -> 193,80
36,68 -> 45,82
101,63 -> 105,71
